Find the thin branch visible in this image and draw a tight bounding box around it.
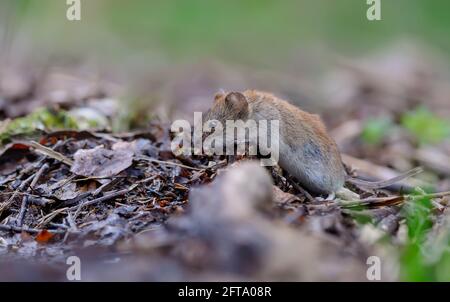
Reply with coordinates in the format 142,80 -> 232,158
0,224 -> 65,234
71,184 -> 138,212
137,155 -> 203,171
410,191 -> 450,200
17,163 -> 49,227
26,141 -> 73,166
284,174 -> 315,203
0,173 -> 34,216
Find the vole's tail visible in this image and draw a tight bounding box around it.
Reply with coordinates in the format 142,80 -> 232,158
347,167 -> 423,189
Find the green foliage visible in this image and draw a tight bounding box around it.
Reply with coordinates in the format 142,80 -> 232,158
10,0 -> 450,63
405,196 -> 433,243
400,196 -> 433,281
401,107 -> 450,145
0,108 -> 78,144
101,0 -> 450,60
344,207 -> 373,225
400,195 -> 450,281
400,241 -> 434,281
361,117 -> 393,145
435,251 -> 450,281
360,107 -> 450,147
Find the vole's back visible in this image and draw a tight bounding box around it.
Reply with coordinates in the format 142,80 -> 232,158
244,90 -> 346,194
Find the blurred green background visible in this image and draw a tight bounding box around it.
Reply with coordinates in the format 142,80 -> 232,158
2,0 -> 450,66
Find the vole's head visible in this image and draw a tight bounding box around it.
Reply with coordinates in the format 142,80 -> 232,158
204,91 -> 250,124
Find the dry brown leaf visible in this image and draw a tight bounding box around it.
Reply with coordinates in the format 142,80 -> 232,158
272,185 -> 301,204
70,145 -> 133,178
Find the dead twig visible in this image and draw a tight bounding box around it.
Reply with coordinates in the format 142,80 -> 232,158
409,191 -> 450,200
92,178 -> 122,196
0,224 -> 65,234
340,196 -> 405,209
284,175 -> 315,203
71,184 -> 138,213
17,163 -> 49,226
339,191 -> 450,210
30,163 -> 49,189
0,173 -> 35,216
36,207 -> 69,228
25,141 -> 73,166
17,164 -> 48,227
137,155 -> 203,171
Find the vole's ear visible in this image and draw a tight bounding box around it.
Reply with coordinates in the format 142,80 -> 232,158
214,89 -> 226,102
225,92 -> 247,110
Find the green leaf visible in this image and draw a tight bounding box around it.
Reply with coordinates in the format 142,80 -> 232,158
401,106 -> 450,145
400,196 -> 434,281
0,108 -> 78,145
361,117 -> 393,145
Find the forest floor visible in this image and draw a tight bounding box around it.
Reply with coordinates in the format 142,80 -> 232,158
1,46 -> 450,281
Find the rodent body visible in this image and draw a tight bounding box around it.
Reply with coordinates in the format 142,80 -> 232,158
206,90 -> 346,194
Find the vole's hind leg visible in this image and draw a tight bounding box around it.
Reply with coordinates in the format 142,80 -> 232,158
316,192 -> 335,202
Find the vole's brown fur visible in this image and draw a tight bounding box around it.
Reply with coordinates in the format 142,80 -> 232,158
206,90 -> 346,194
205,90 -> 423,195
